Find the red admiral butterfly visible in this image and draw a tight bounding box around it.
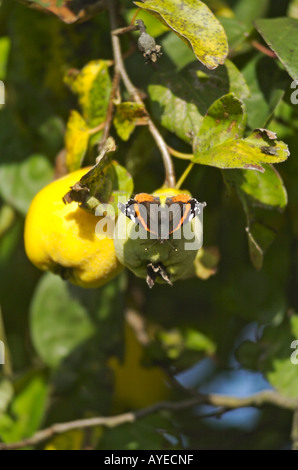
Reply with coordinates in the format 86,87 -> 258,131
118,192 -> 205,242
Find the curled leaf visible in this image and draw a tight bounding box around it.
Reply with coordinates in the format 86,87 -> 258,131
135,0 -> 228,69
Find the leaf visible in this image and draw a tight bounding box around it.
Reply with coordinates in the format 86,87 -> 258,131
219,17 -> 252,55
98,415 -> 179,450
193,93 -> 246,153
18,0 -> 107,24
193,121 -> 289,171
113,102 -> 147,142
65,110 -> 91,172
246,222 -> 276,271
65,60 -> 112,127
224,164 -> 288,210
242,54 -> 289,130
0,154 -> 54,216
30,272 -> 94,368
0,379 -> 14,415
233,0 -> 269,26
63,138 -> 133,213
125,8 -> 169,37
0,37 -> 10,81
148,59 -> 249,143
193,246 -> 220,280
160,32 -> 196,70
134,0 -> 228,69
255,17 -> 298,81
0,373 -> 47,444
223,164 -> 288,269
236,316 -> 298,399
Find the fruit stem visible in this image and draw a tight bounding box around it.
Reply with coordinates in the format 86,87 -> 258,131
175,162 -> 194,190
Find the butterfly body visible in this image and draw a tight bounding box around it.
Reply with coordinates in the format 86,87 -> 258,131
118,192 -> 204,243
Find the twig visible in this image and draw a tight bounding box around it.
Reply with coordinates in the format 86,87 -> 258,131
108,0 -> 176,187
0,390 -> 297,450
98,71 -> 120,151
175,162 -> 195,190
251,40 -> 277,59
167,146 -> 193,160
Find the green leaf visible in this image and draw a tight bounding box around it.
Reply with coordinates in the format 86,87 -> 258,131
242,55 -> 289,130
65,60 -> 112,127
224,164 -> 288,210
219,17 -> 252,55
223,164 -> 288,269
0,373 -> 47,444
63,138 -> 133,213
65,110 -> 91,172
0,154 -> 54,216
98,415 -> 179,450
194,93 -> 246,153
255,17 -> 298,81
125,8 -> 169,37
30,272 -> 94,368
148,59 -> 249,143
237,316 -> 298,399
134,0 -> 228,69
0,379 -> 14,415
113,102 -> 146,142
246,222 -> 276,271
0,37 -> 10,80
160,32 -> 196,70
233,0 -> 269,26
193,125 -> 289,171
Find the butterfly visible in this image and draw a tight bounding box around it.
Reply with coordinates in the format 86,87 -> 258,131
118,192 -> 205,243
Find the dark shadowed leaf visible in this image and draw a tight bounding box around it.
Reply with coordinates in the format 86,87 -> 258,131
255,17 -> 298,81
148,59 -> 249,143
30,272 -> 94,368
242,54 -> 289,130
17,0 -> 107,24
0,155 -> 54,216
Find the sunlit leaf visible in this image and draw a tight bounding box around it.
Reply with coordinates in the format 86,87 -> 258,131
0,373 -> 47,444
134,0 -> 228,69
193,122 -> 289,171
194,93 -> 246,153
113,102 -> 147,142
65,60 -> 112,127
65,110 -> 91,172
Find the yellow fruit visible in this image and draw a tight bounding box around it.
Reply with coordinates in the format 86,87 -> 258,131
109,323 -> 170,412
24,167 -> 123,288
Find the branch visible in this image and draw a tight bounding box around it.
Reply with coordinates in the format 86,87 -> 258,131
1,390 -> 297,450
108,0 -> 176,187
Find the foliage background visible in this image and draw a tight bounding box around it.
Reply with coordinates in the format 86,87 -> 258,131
0,0 -> 298,450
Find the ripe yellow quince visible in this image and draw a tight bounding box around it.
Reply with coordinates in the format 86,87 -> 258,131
109,323 -> 170,412
24,167 -> 123,288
